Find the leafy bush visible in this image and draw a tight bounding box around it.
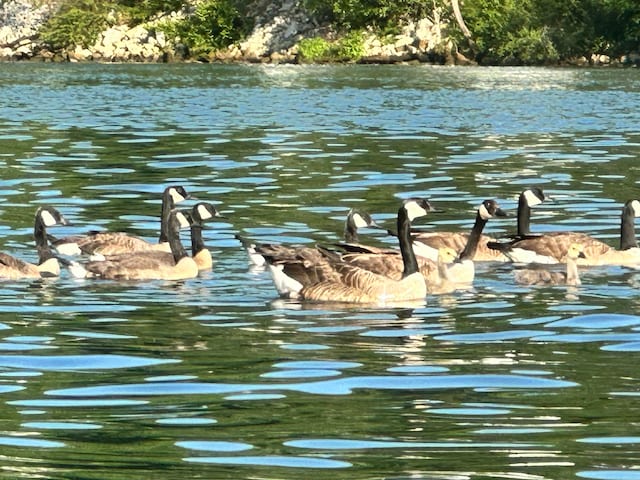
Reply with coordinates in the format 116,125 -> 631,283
298,32 -> 365,63
118,0 -> 186,25
304,0 -> 436,31
335,31 -> 365,61
298,37 -> 332,62
160,0 -> 252,55
497,27 -> 559,65
39,0 -> 109,49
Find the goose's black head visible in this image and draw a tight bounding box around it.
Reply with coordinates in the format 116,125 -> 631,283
347,209 -> 378,229
479,199 -> 508,220
165,185 -> 190,206
521,187 -> 545,207
191,202 -> 222,224
402,198 -> 435,222
36,206 -> 68,227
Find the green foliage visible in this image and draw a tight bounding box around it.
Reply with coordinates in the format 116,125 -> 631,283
304,0 -> 437,31
459,0 -> 640,63
39,0 -> 188,50
298,32 -> 365,63
298,37 -> 332,62
118,0 -> 186,25
336,31 -> 365,60
497,27 -> 558,65
160,0 -> 252,55
39,0 -> 109,50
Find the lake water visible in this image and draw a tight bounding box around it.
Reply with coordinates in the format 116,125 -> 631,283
0,63 -> 639,479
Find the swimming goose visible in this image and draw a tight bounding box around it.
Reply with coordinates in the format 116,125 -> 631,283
88,202 -> 223,270
50,185 -> 190,256
488,199 -> 640,266
68,209 -> 198,281
187,202 -> 223,270
0,206 -> 68,280
236,207 -> 379,267
259,198 -> 433,305
514,243 -> 586,286
427,246 -> 463,295
408,188 -> 545,262
337,200 -> 507,286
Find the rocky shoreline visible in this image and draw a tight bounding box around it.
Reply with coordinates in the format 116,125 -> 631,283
0,0 -> 638,66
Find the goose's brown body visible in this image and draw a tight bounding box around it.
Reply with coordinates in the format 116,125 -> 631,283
51,186 -> 189,256
0,207 -> 68,280
260,198 -> 433,305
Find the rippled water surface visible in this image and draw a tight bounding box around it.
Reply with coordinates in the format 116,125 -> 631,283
0,63 -> 639,479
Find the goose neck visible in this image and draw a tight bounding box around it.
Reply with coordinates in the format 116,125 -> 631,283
566,258 -> 581,285
34,214 -> 55,265
459,214 -> 487,261
159,190 -> 174,244
517,196 -> 531,236
168,215 -> 189,264
33,214 -> 49,251
620,204 -> 638,250
190,224 -> 206,255
344,221 -> 358,243
397,207 -> 419,277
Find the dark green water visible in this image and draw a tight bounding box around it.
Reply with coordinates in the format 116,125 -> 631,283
0,63 -> 639,479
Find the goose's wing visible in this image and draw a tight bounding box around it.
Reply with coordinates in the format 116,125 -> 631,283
80,251 -> 175,279
52,231 -> 160,256
0,252 -> 40,277
512,232 -> 610,260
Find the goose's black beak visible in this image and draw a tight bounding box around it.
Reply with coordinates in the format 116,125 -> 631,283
494,207 -> 509,217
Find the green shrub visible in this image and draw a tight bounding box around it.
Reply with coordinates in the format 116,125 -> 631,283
298,33 -> 365,63
304,0 -> 436,31
39,1 -> 109,50
118,0 -> 187,25
160,0 -> 252,56
298,37 -> 332,62
335,31 -> 365,61
497,26 -> 558,65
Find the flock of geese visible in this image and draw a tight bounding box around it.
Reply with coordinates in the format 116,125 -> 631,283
2,186 -> 639,305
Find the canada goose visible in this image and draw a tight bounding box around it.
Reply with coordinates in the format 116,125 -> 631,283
259,198 -> 433,305
514,243 -> 586,286
90,202 -> 222,269
488,199 -> 640,266
0,206 -> 68,280
68,209 -> 198,281
236,207 -> 379,267
408,188 -> 545,262
344,208 -> 379,243
50,185 -> 190,256
338,200 -> 507,286
187,202 -> 222,270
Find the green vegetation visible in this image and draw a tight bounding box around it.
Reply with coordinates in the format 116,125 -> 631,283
304,0 -> 430,32
457,0 -> 640,64
39,0 -> 251,55
36,0 -> 640,64
158,0 -> 252,56
305,0 -> 639,64
39,0 -> 109,49
298,31 -> 365,62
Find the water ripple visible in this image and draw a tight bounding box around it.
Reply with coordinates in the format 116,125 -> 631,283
0,354 -> 178,371
183,455 -> 352,469
285,438 -> 539,450
45,374 -> 577,398
546,313 -> 640,329
0,436 -> 65,448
